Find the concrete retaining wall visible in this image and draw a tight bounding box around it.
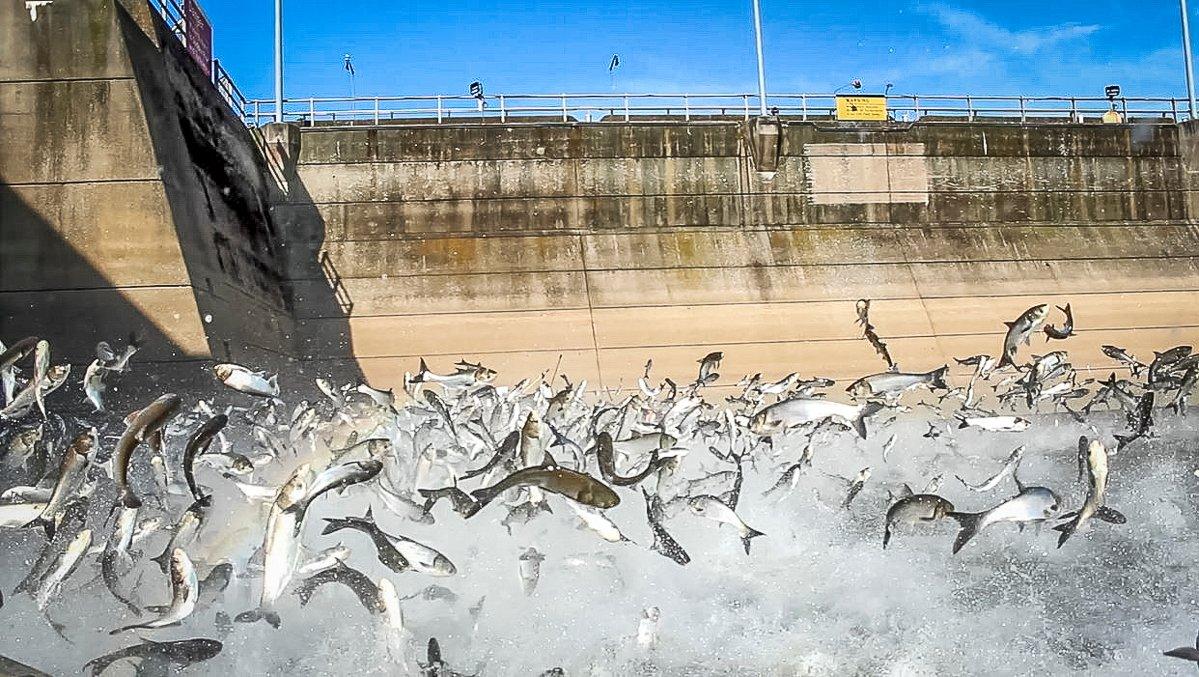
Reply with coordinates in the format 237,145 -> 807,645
3,0 -> 1197,392
0,0 -> 320,388
279,120 -> 1199,390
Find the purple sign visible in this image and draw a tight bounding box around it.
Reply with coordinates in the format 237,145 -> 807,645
183,0 -> 212,79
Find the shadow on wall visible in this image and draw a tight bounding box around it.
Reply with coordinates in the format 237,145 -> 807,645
261,126 -> 366,383
115,1 -> 362,386
0,180 -> 206,408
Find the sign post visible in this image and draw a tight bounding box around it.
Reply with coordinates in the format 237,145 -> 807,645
835,95 -> 887,121
182,0 -> 212,79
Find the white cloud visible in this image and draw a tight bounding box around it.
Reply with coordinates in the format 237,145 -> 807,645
921,3 -> 1100,54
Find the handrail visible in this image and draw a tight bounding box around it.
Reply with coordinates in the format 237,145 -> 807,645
152,0 -> 247,119
240,92 -> 1190,127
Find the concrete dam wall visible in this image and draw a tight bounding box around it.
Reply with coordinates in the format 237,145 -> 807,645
0,0 -> 324,395
2,0 -> 1198,393
277,121 -> 1199,391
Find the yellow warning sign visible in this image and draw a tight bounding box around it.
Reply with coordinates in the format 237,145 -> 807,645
835,95 -> 888,121
1101,109 -> 1124,124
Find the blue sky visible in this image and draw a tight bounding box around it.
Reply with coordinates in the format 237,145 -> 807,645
200,1 -> 1194,100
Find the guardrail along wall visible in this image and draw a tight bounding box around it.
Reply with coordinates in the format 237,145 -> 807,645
279,120 -> 1199,391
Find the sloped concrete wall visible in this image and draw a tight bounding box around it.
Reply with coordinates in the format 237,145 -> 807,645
280,121 -> 1199,390
0,0 -> 207,367
0,0 -> 319,384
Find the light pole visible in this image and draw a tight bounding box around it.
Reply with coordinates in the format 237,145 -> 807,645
751,0 -> 767,116
274,0 -> 283,123
1183,0 -> 1198,119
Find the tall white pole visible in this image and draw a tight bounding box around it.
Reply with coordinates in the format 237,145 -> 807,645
274,0 -> 283,123
1183,0 -> 1197,119
752,0 -> 767,116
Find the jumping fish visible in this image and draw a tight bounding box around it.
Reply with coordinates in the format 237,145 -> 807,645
114,394 -> 182,508
182,414 -> 228,502
213,363 -> 279,398
110,548 -> 198,634
1056,438 -> 1126,547
750,398 -> 883,439
883,494 -> 954,548
466,465 -> 620,516
25,428 -> 94,539
996,305 -> 1048,370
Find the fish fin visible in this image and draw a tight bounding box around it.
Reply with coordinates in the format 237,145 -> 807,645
109,623 -> 148,635
150,547 -> 172,573
1003,321 -> 1016,328
740,527 -> 765,555
956,418 -> 969,429
947,511 -> 984,555
928,366 -> 950,390
882,527 -> 892,549
1113,433 -> 1136,452
411,358 -> 429,383
1095,506 -> 1127,524
22,515 -> 54,540
853,402 -> 884,439
320,518 -> 346,536
1163,647 -> 1199,661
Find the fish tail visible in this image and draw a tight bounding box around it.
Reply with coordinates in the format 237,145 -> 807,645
234,608 -> 282,629
947,511 -> 984,554
120,488 -> 142,510
882,526 -> 892,549
23,514 -> 54,540
320,517 -> 351,536
1113,433 -> 1135,452
410,358 -> 429,383
740,527 -> 766,555
853,402 -> 884,439
150,546 -> 172,572
928,366 -> 950,390
1054,516 -> 1080,548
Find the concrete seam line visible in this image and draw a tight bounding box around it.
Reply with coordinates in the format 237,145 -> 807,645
289,287 -> 1199,320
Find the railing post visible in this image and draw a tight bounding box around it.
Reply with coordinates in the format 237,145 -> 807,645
437,96 -> 443,123
623,95 -> 630,122
499,95 -> 507,122
802,94 -> 808,121
912,95 -> 920,120
1070,97 -> 1077,122
373,97 -> 380,125
253,100 -> 260,126
308,98 -> 315,125
684,94 -> 690,121
1019,96 -> 1026,123
965,95 -> 973,120
561,94 -> 568,122
743,95 -> 750,120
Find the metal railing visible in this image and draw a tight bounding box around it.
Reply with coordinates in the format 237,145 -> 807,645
152,0 -> 247,118
213,59 -> 250,119
243,93 -> 1191,127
